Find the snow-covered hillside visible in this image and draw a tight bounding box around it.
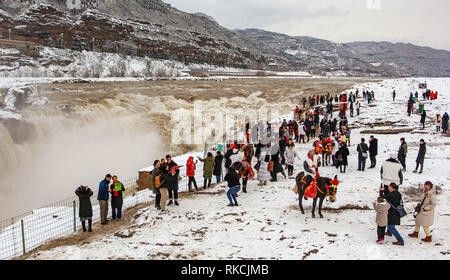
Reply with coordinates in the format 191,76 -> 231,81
23,78 -> 450,260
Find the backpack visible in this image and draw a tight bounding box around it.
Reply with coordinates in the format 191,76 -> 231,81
155,174 -> 164,189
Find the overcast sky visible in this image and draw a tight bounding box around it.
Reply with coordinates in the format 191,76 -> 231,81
164,0 -> 450,51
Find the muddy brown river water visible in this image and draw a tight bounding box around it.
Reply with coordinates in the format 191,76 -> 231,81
0,77 -> 377,219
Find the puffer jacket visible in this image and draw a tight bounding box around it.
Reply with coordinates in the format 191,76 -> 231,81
198,156 -> 215,179
75,186 -> 93,218
257,154 -> 271,182
284,147 -> 299,165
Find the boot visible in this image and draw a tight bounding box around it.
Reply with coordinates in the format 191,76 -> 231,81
174,200 -> 179,206
243,186 -> 247,193
81,221 -> 87,232
408,231 -> 419,238
88,219 -> 92,232
167,200 -> 173,206
421,236 -> 432,242
393,241 -> 404,246
263,181 -> 267,186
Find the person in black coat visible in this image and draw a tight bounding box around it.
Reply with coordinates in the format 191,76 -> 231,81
165,155 -> 180,206
213,151 -> 224,183
414,139 -> 426,174
75,185 -> 94,232
270,143 -> 286,182
110,175 -> 126,221
357,138 -> 369,171
379,183 -> 405,245
336,142 -> 349,173
420,110 -> 427,129
368,135 -> 378,169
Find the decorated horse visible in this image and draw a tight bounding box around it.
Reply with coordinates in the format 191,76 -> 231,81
293,171 -> 339,218
320,138 -> 334,166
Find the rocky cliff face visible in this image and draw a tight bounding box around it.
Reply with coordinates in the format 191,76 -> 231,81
1,0 -> 450,77
236,29 -> 450,77
0,0 -> 266,69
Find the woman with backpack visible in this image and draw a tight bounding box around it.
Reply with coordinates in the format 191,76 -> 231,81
75,185 -> 94,232
379,183 -> 405,246
408,181 -> 437,242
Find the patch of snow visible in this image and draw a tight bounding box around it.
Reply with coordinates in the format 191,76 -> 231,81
17,77 -> 450,260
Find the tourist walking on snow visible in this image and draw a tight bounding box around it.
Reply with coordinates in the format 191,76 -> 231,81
98,174 -> 112,225
407,99 -> 414,117
198,152 -> 215,189
224,166 -> 241,207
435,113 -> 442,132
284,143 -> 300,177
357,138 -> 369,171
442,112 -> 449,134
270,142 -> 286,181
397,138 -> 408,171
413,139 -> 426,174
257,152 -> 271,186
408,181 -> 437,242
420,110 -> 427,129
380,183 -> 405,246
110,175 -> 125,221
75,185 -> 93,232
368,136 -> 378,169
381,153 -> 403,188
335,142 -> 349,173
186,156 -> 198,191
373,196 -> 390,244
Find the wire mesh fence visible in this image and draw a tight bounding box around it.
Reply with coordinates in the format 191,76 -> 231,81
0,176 -> 152,260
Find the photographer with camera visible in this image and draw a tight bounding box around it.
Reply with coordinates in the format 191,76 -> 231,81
409,181 -> 437,242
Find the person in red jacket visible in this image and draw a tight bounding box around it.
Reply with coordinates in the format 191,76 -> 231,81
186,156 -> 198,191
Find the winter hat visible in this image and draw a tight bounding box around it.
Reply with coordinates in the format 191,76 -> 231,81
389,152 -> 396,159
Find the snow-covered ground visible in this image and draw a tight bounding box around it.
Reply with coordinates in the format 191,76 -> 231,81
18,78 -> 450,260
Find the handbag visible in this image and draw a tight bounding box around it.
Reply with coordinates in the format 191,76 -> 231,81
267,161 -> 274,172
389,199 -> 407,218
359,144 -> 368,159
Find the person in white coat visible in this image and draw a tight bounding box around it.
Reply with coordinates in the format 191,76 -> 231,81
284,144 -> 300,177
409,181 -> 437,242
257,153 -> 271,186
380,153 -> 403,188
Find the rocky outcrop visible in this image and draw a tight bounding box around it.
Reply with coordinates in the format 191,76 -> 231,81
1,0 -> 450,77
